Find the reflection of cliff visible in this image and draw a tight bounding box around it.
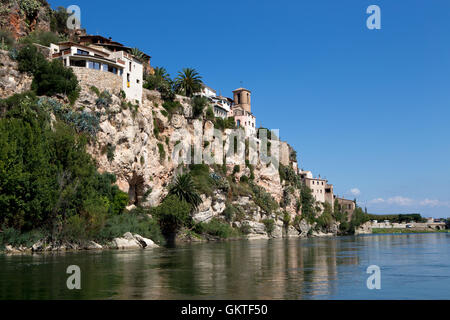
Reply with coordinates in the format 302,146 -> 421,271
118,238 -> 360,300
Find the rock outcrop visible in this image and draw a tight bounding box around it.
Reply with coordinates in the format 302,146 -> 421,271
110,233 -> 158,250
0,50 -> 32,99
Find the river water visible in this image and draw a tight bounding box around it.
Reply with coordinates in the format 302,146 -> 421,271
0,233 -> 449,300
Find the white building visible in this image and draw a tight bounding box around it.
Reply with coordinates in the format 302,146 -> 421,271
50,35 -> 145,104
197,84 -> 217,99
211,96 -> 233,119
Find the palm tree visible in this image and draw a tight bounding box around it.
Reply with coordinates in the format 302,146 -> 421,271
153,67 -> 171,83
168,173 -> 202,210
174,68 -> 203,97
130,48 -> 145,62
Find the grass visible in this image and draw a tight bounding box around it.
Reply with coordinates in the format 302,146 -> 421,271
372,228 -> 448,234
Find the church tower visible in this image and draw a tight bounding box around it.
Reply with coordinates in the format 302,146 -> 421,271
233,88 -> 251,113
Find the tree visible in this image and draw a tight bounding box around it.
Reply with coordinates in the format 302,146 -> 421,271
15,45 -> 80,104
0,93 -> 128,234
300,185 -> 316,224
130,48 -> 145,62
50,6 -> 69,34
168,173 -> 202,210
191,96 -> 208,118
144,67 -> 174,101
154,195 -> 191,235
174,68 -> 202,97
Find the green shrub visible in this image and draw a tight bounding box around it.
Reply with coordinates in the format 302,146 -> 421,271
250,182 -> 279,215
0,227 -> 45,248
162,100 -> 182,119
20,30 -> 65,47
96,90 -> 112,109
214,117 -> 236,131
282,211 -> 291,228
96,212 -> 164,245
239,175 -> 249,183
192,96 -> 208,118
19,0 -> 41,20
16,45 -> 80,104
158,143 -> 165,162
223,202 -> 236,222
0,94 -> 125,233
90,86 -> 100,97
50,6 -> 69,34
205,106 -> 215,121
239,222 -> 251,235
15,44 -> 46,74
38,97 -> 100,136
194,218 -> 236,239
154,195 -> 191,235
262,218 -> 275,236
0,29 -> 14,50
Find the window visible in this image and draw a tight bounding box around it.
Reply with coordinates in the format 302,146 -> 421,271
88,61 -> 101,70
237,120 -> 241,127
77,49 -> 90,55
102,64 -> 108,72
70,59 -> 86,67
129,62 -> 132,70
137,79 -> 140,84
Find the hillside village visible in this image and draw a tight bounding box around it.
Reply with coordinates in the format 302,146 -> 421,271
47,33 -> 357,214
0,1 -> 376,253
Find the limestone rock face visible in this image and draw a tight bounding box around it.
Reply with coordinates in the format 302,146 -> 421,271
355,222 -> 373,235
0,50 -> 32,99
0,1 -> 51,39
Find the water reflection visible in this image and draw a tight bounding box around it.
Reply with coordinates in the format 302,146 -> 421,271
1,233 -> 449,300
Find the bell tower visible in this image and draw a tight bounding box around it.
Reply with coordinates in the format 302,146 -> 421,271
233,88 -> 251,113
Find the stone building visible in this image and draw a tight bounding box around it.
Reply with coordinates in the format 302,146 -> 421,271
231,87 -> 256,136
335,197 -> 356,220
299,171 -> 335,208
49,35 -> 148,104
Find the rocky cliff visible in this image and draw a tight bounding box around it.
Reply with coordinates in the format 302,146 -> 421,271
0,0 -> 52,39
66,81 -> 320,239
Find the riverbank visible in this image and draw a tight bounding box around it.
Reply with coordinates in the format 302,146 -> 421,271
372,228 -> 449,234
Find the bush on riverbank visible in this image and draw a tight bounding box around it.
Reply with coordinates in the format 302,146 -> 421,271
0,92 -> 131,245
194,218 -> 238,239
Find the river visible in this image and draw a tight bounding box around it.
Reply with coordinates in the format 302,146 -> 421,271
0,233 -> 449,300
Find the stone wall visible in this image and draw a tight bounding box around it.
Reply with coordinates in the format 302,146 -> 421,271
280,141 -> 290,166
71,67 -> 122,94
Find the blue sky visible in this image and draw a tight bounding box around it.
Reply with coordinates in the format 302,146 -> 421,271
49,0 -> 450,218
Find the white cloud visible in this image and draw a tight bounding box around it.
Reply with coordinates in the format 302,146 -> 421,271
386,196 -> 415,206
350,188 -> 361,196
419,199 -> 450,208
369,197 -> 450,208
369,198 -> 385,204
